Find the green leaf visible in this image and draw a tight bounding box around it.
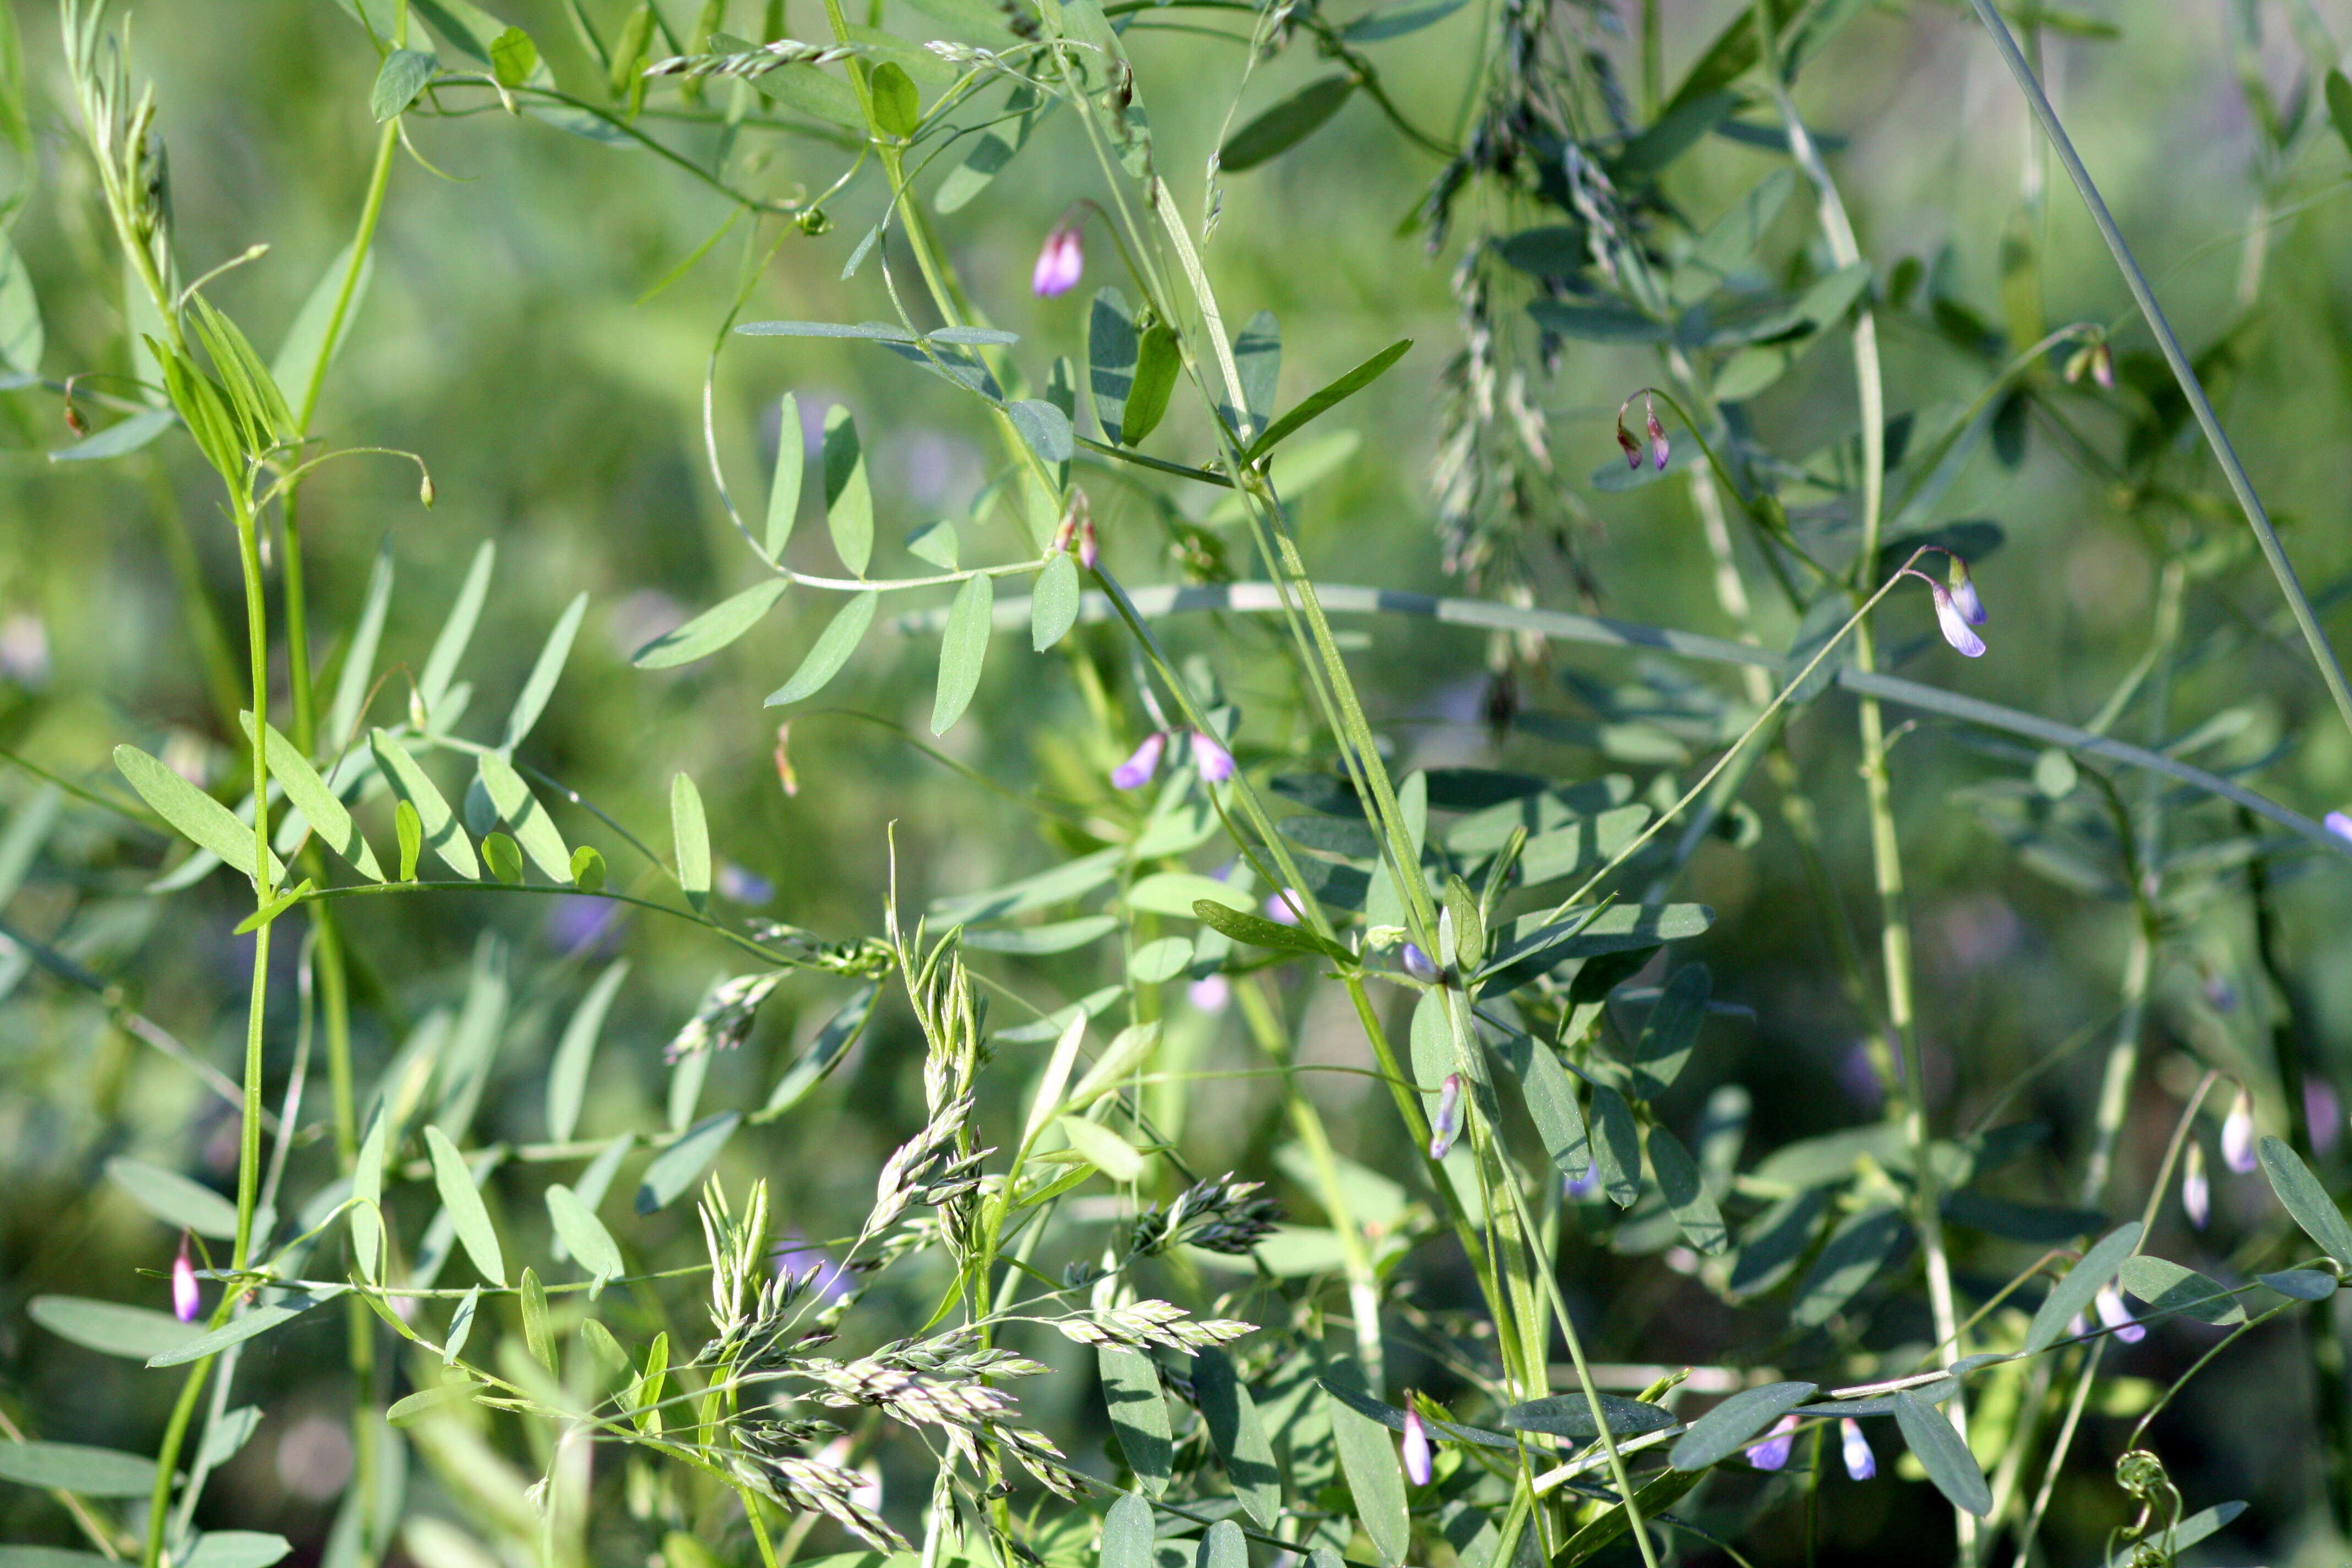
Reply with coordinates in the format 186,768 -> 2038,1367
937,84 -> 1049,211
762,982 -> 879,1116
0,233 -> 43,377
1190,899 -> 1351,963
0,1551 -> 113,1568
1668,1381 -> 1817,1471
105,1157 -> 239,1239
1245,338 -> 1409,461
546,1183 -> 626,1289
395,801 -> 422,882
1099,1492 -> 1154,1568
1087,287 -> 1141,444
1476,903 -> 1714,992
370,731 -> 477,879
634,579 -> 791,669
48,407 -> 175,462
1195,1521 -> 1244,1568
1031,551 -> 1080,650
481,831 -> 522,884
1322,1371 -> 1408,1565
1123,320 -> 1181,447
1058,1115 -> 1144,1182
1894,1389 -> 1990,1516
271,243 -> 374,403
570,845 -> 606,892
240,715 -> 381,880
444,1284 -> 480,1364
113,744 -> 285,886
2258,1135 -> 2352,1270
148,1292 -> 341,1367
1009,398 -> 1074,464
1587,1084 -> 1641,1206
549,959 -> 628,1142
2116,1256 -> 2244,1326
1792,1204 -> 1908,1327
1648,1124 -> 1727,1255
763,394 -> 807,559
2327,69 -> 2352,160
502,592 -> 586,750
488,25 -> 538,87
1556,1468 -> 1702,1568
1100,1346 -> 1172,1496
767,590 -> 879,706
1129,935 -> 1194,984
671,772 -> 710,910
1629,962 -> 1709,1098
520,1267 -> 556,1372
1191,1347 -> 1278,1527
371,48 -> 438,122
29,1297 -> 204,1360
961,916 -> 1118,955
636,1112 -> 741,1213
870,60 -> 920,135
906,521 -> 959,569
1728,1189 -> 1828,1298
418,542 -> 494,727
1488,1032 -> 1589,1179
1494,1393 -> 1678,1440
476,751 -> 569,881
183,1527 -> 291,1567
425,1126 -> 506,1285
2260,1267 -> 2342,1301
2023,1222 -> 2143,1354
1219,75 -> 1354,171
0,1442 -> 159,1497
822,406 -> 873,576
931,574 -> 994,735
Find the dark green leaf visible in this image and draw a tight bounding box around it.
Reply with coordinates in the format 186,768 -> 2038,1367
1191,899 -> 1352,963
1101,1347 -> 1172,1497
1476,903 -> 1713,993
1009,399 -> 1074,464
937,85 -> 1050,212
1555,1468 -> 1702,1568
763,981 -> 878,1115
1791,1205 -> 1909,1327
1219,75 -> 1354,171
1495,1392 -> 1678,1440
1487,1032 -> 1590,1179
2259,1267 -> 2341,1301
1123,321 -> 1181,446
1246,338 -> 1409,461
766,590 -> 879,706
2258,1135 -> 2352,1269
931,574 -> 994,735
2327,69 -> 2352,159
1729,1189 -> 1827,1298
1894,1390 -> 1990,1516
1588,1084 -> 1641,1207
113,744 -> 285,885
0,1442 -> 159,1497
2116,1256 -> 2242,1325
30,1297 -> 203,1360
548,959 -> 628,1142
1099,1492 -> 1154,1568
1629,962 -> 1708,1098
1527,300 -> 1668,343
1338,0 -> 1468,42
1648,1124 -> 1727,1255
371,48 -> 437,122
1195,1522 -> 1243,1568
1668,1381 -> 1817,1471
1087,287 -> 1141,444
1193,1348 -> 1278,1528
1321,1373 -> 1407,1565
2024,1222 -> 2143,1355
1224,310 -> 1279,440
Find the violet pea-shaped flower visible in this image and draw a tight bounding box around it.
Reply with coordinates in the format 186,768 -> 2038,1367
1428,1073 -> 1463,1160
2221,1088 -> 2256,1174
2095,1284 -> 2145,1344
172,1235 -> 200,1324
1112,732 -> 1166,791
1401,1406 -> 1433,1487
1929,581 -> 1986,658
1032,224 -> 1084,297
2181,1141 -> 2209,1230
1745,1414 -> 1798,1472
1190,731 -> 1235,784
1839,1418 -> 1875,1480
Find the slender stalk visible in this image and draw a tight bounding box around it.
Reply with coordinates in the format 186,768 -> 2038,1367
1961,0 -> 2352,744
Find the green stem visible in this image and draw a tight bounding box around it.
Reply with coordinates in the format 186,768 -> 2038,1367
1961,0 -> 2352,745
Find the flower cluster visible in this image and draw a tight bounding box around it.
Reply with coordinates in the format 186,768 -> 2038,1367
1113,729 -> 1235,789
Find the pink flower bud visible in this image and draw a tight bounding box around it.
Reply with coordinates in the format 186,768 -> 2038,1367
1428,1073 -> 1463,1160
2222,1088 -> 2256,1173
1645,396 -> 1668,471
1745,1414 -> 1798,1471
1112,732 -> 1166,790
2182,1141 -> 2209,1230
1189,731 -> 1235,784
1839,1418 -> 1875,1480
1032,225 -> 1084,298
1079,514 -> 1099,571
172,1236 -> 200,1324
1401,1406 -> 1433,1487
2095,1284 -> 2144,1344
1929,582 -> 1986,658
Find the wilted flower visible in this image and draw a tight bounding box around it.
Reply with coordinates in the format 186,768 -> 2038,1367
2095,1284 -> 2145,1344
1745,1414 -> 1798,1471
1264,890 -> 1301,926
1401,1406 -> 1433,1487
1929,582 -> 1987,658
1187,974 -> 1231,1014
2182,1141 -> 2209,1230
1190,731 -> 1235,784
1401,942 -> 1439,983
1839,1418 -> 1875,1480
2221,1088 -> 2256,1174
1615,421 -> 1642,470
172,1235 -> 200,1324
1645,395 -> 1668,471
1112,732 -> 1166,790
1428,1074 -> 1462,1160
1032,224 -> 1084,297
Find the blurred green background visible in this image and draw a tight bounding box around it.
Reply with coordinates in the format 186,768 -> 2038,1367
6,1 -> 2352,1565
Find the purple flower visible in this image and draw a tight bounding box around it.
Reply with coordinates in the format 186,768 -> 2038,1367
2310,1077 -> 2343,1156
1946,559 -> 1988,627
773,1232 -> 853,1304
1264,890 -> 1301,926
2327,810 -> 2352,844
2182,1141 -> 2209,1230
1564,1163 -> 1603,1201
1078,514 -> 1099,570
172,1237 -> 200,1324
1428,1074 -> 1463,1160
1839,1418 -> 1875,1480
1929,582 -> 1986,658
717,862 -> 775,905
1187,974 -> 1231,1014
1401,1406 -> 1433,1487
1112,732 -> 1166,791
1745,1414 -> 1798,1471
1032,224 -> 1084,297
1190,731 -> 1235,785
1615,422 -> 1641,470
1645,396 -> 1668,471
1401,943 -> 1439,984
2095,1284 -> 2144,1344
2221,1088 -> 2256,1174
